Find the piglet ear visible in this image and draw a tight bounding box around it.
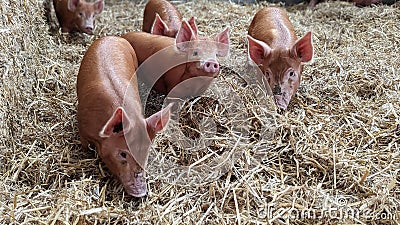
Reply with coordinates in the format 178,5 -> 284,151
145,103 -> 173,139
99,107 -> 131,138
188,16 -> 198,37
247,35 -> 271,65
93,0 -> 104,14
151,13 -> 169,36
215,27 -> 230,57
175,21 -> 195,52
293,31 -> 313,63
67,0 -> 80,11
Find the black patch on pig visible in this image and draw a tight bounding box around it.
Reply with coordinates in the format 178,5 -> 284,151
113,122 -> 123,133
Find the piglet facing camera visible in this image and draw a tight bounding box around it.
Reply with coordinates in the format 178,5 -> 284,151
247,7 -> 314,110
53,0 -> 104,34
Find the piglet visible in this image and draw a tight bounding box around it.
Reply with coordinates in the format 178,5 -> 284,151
77,36 -> 172,197
247,7 -> 313,110
123,18 -> 229,97
142,0 -> 183,37
53,0 -> 104,34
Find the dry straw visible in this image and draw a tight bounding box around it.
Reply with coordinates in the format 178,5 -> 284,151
0,0 -> 399,224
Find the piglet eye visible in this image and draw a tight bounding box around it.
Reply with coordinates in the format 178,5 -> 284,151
79,12 -> 83,17
120,152 -> 127,158
289,71 -> 295,77
264,71 -> 270,77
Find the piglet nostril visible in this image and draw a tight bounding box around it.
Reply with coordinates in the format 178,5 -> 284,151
273,85 -> 282,95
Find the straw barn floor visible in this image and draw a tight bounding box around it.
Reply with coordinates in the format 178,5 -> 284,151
0,0 -> 399,224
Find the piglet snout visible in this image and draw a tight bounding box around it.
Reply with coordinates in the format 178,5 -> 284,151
83,26 -> 94,34
203,60 -> 220,73
125,171 -> 147,198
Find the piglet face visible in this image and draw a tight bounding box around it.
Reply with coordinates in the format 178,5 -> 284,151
184,41 -> 224,77
100,141 -> 148,197
175,20 -> 230,78
68,0 -> 104,34
98,107 -> 150,197
247,32 -> 313,110
262,59 -> 303,110
98,105 -> 171,197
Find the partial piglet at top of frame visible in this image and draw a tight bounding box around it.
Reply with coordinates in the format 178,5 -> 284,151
247,7 -> 314,110
53,0 -> 104,34
142,0 -> 183,37
77,36 -> 172,197
123,18 -> 230,98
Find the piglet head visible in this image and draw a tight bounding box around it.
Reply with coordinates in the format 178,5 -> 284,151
175,18 -> 230,78
98,105 -> 172,197
67,0 -> 104,34
247,32 -> 313,110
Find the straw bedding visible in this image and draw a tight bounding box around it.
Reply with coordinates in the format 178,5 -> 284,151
0,0 -> 399,224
